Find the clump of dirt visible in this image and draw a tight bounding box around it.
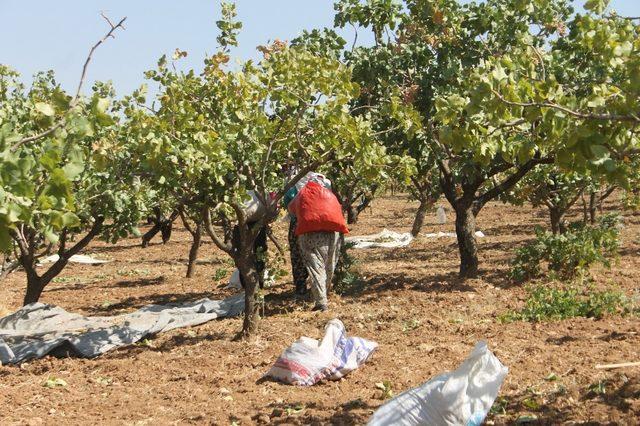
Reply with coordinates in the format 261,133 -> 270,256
0,194 -> 638,424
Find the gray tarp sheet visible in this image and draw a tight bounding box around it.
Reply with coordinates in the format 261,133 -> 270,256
0,294 -> 244,365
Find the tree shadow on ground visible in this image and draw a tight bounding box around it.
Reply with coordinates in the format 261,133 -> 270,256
86,241 -> 145,254
368,245 -> 443,263
481,223 -> 541,237
487,388 -> 575,425
545,335 -> 580,345
46,281 -> 103,293
339,272 -> 477,302
263,289 -> 307,317
480,239 -> 528,253
91,331 -> 229,361
478,267 -> 523,290
81,290 -> 215,315
581,375 -> 640,416
488,374 -> 640,425
254,398 -> 373,426
618,245 -> 640,258
114,276 -> 166,288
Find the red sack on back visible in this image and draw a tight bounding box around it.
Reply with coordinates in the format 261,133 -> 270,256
289,181 -> 349,236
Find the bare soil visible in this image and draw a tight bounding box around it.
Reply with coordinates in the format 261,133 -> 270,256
1,195 -> 639,425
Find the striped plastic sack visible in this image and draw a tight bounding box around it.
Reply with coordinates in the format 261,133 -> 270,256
266,319 -> 377,386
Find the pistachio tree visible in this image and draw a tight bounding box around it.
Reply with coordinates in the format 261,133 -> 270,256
128,3 -> 388,336
473,1 -> 640,193
505,166 -> 589,234
330,0 -> 574,277
0,17 -> 147,304
330,0 -> 436,232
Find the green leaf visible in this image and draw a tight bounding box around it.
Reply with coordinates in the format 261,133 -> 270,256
35,102 -> 55,117
43,226 -> 59,244
584,0 -> 610,14
68,115 -> 94,137
95,98 -> 110,114
62,147 -> 85,180
0,227 -> 12,252
61,212 -> 81,228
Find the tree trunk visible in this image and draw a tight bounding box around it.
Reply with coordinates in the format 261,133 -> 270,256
454,204 -> 479,279
186,224 -> 202,278
24,269 -> 46,305
21,256 -> 66,305
346,206 -> 359,225
589,192 -> 597,225
236,254 -> 261,337
142,209 -> 178,247
411,198 -> 430,237
548,205 -> 566,235
581,194 -> 589,224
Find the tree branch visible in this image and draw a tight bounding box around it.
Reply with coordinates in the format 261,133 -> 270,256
41,217 -> 105,284
11,14 -> 127,151
179,208 -> 196,236
74,15 -> 127,102
492,89 -> 640,123
203,206 -> 232,254
475,155 -> 553,210
266,227 -> 285,255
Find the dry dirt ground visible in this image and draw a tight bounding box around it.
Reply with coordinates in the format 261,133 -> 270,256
1,194 -> 639,425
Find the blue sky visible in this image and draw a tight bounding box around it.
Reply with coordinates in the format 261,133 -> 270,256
1,1 -> 638,98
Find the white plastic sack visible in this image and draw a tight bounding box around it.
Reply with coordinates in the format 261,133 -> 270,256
226,269 -> 242,289
368,341 -> 508,426
266,319 -> 378,386
243,190 -> 267,222
225,268 -> 275,290
436,206 -> 447,224
295,172 -> 331,192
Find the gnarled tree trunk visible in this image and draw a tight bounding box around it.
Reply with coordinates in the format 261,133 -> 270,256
142,208 -> 178,247
346,205 -> 359,225
411,198 -> 430,237
236,251 -> 261,337
186,224 -> 202,278
18,219 -> 104,305
23,264 -> 46,306
548,205 -> 567,235
454,203 -> 479,279
589,192 -> 597,225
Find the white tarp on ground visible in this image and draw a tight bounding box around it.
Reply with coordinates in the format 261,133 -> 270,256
346,229 -> 487,249
39,254 -> 111,265
368,341 -> 508,426
346,229 -> 414,249
424,231 -> 486,238
0,294 -> 244,365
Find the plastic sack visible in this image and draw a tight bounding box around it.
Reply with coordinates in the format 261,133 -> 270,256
242,190 -> 266,222
288,182 -> 348,236
295,172 -> 332,192
226,269 -> 242,289
436,205 -> 447,224
266,319 -> 378,386
368,341 -> 508,426
225,268 -> 274,290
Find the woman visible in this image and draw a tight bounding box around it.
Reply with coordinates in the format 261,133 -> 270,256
288,176 -> 348,311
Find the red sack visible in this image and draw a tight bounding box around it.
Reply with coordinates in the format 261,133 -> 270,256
289,182 -> 349,236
